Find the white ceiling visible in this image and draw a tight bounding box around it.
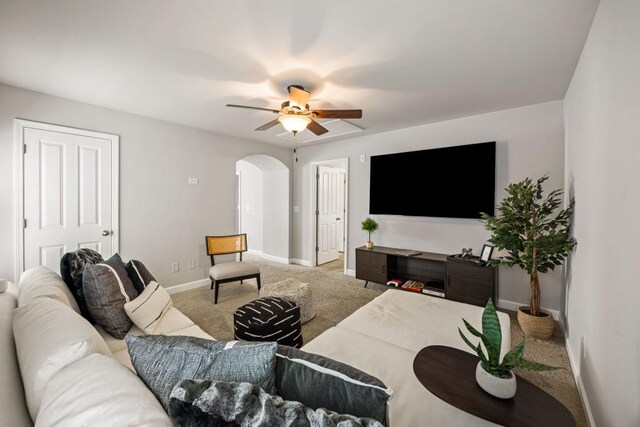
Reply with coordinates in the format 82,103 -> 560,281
0,0 -> 599,147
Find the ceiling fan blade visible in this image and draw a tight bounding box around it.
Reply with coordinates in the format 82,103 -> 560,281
255,119 -> 281,131
289,86 -> 310,109
312,109 -> 362,119
226,104 -> 280,113
306,119 -> 329,136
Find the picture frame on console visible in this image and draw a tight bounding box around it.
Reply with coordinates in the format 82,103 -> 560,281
480,244 -> 494,263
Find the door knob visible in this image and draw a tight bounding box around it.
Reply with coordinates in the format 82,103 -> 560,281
336,218 -> 341,220
102,230 -> 111,236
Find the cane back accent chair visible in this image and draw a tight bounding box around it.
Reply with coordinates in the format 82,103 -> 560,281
205,234 -> 261,304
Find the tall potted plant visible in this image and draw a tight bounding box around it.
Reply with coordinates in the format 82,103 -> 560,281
481,176 -> 577,339
361,217 -> 379,249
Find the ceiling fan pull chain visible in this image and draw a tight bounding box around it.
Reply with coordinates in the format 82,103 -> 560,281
293,130 -> 298,162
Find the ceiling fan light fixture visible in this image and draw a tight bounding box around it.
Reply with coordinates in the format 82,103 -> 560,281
278,115 -> 311,133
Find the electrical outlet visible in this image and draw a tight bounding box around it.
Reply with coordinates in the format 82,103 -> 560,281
293,206 -> 299,213
171,262 -> 180,273
188,177 -> 199,185
188,259 -> 196,269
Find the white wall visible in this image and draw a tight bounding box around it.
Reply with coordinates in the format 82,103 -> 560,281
294,101 -> 566,311
0,83 -> 292,287
236,160 -> 264,252
262,169 -> 289,261
563,0 -> 640,425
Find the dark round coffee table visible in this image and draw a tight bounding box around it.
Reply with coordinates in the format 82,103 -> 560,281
413,345 -> 575,427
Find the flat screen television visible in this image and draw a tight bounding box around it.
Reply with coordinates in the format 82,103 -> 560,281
369,141 -> 496,218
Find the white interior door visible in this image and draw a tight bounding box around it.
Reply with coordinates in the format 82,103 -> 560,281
21,123 -> 118,274
337,170 -> 345,253
316,165 -> 339,265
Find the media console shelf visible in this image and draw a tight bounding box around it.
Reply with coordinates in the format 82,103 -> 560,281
355,246 -> 497,307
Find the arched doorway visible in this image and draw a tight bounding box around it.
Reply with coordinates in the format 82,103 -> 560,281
236,155 -> 290,263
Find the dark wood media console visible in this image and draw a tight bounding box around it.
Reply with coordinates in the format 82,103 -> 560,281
355,246 -> 497,307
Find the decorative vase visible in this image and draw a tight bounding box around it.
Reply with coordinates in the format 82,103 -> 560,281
517,307 -> 555,339
366,241 -> 374,249
475,362 -> 516,399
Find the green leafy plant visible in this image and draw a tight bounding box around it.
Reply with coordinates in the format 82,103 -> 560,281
459,299 -> 558,378
481,176 -> 577,317
361,217 -> 379,242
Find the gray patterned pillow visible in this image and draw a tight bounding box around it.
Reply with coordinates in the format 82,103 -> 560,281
125,260 -> 156,294
168,379 -> 384,427
83,253 -> 139,338
126,335 -> 277,410
275,345 -> 392,425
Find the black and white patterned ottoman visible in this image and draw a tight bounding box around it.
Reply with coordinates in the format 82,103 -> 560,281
233,297 -> 303,348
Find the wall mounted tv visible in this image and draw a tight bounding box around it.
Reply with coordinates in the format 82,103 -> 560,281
369,141 -> 496,218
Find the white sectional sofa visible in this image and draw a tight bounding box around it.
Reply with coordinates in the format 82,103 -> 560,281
1,266 -> 510,426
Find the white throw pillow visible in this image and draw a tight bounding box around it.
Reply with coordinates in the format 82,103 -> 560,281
124,281 -> 172,334
18,266 -> 80,313
36,353 -> 171,427
13,298 -> 111,420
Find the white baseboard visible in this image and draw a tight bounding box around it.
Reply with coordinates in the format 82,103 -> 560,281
247,249 -> 290,265
496,298 -> 560,320
166,278 -> 209,295
290,258 -> 312,267
258,253 -> 290,265
563,328 -> 596,427
345,269 -> 356,277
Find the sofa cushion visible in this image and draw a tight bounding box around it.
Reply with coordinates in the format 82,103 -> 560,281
60,248 -> 104,321
275,345 -> 392,424
124,281 -> 172,334
83,253 -> 139,339
0,282 -> 33,427
13,298 -> 111,420
125,259 -> 156,294
209,261 -> 259,280
336,290 -> 511,356
18,266 -> 80,313
36,353 -> 171,427
126,335 -> 277,409
168,379 -> 384,427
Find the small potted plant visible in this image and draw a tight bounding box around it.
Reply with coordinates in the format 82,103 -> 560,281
459,299 -> 558,399
481,176 -> 577,339
361,217 -> 379,249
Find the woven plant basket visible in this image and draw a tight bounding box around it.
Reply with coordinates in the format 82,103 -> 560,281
517,307 -> 555,339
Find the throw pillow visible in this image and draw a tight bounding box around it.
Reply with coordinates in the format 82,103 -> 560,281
126,335 -> 277,410
125,259 -> 156,294
168,379 -> 384,427
124,281 -> 172,334
275,345 -> 393,425
83,253 -> 139,339
60,248 -> 104,321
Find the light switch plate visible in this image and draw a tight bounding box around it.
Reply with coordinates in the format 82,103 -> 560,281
360,154 -> 366,163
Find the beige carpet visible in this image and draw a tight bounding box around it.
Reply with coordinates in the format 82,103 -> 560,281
172,255 -> 586,426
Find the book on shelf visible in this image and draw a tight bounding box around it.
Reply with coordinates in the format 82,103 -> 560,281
386,279 -> 404,287
401,280 -> 425,292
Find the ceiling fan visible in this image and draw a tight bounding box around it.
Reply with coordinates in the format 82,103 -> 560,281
226,85 -> 362,136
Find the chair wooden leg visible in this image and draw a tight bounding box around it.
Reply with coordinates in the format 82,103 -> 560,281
364,281 -> 368,288
214,280 -> 219,304
240,280 -> 243,284
210,279 -> 214,290
256,275 -> 261,291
